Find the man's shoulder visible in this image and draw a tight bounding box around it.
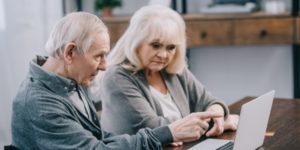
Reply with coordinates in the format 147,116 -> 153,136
13,78 -> 65,109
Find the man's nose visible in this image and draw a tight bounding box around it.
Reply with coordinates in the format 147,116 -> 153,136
98,58 -> 106,71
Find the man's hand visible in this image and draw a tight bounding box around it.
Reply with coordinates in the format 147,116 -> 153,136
168,111 -> 222,143
169,142 -> 183,147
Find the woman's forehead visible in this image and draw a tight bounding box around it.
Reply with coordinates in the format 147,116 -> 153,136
146,37 -> 178,45
145,26 -> 181,45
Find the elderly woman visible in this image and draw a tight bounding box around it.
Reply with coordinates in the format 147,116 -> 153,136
101,5 -> 238,139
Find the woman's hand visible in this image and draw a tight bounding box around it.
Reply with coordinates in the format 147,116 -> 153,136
206,114 -> 239,137
205,116 -> 224,137
168,111 -> 222,142
205,104 -> 225,137
224,114 -> 239,131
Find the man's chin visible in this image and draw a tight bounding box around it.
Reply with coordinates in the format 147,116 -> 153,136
81,80 -> 92,87
81,76 -> 96,87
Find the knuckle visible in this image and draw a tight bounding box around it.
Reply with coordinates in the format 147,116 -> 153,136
203,122 -> 209,129
195,133 -> 201,139
192,118 -> 199,124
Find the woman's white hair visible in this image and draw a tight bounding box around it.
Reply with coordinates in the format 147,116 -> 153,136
45,12 -> 107,57
108,5 -> 187,74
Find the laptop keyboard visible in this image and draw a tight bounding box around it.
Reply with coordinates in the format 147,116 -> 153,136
216,141 -> 234,150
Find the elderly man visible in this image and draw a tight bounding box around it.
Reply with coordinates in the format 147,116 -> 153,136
11,12 -> 222,149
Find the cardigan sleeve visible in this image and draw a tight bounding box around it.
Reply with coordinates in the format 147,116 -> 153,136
178,68 -> 230,118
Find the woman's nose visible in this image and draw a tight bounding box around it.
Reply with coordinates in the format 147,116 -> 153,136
156,49 -> 167,58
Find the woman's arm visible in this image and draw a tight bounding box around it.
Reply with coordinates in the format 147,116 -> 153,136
179,68 -> 229,117
100,66 -> 172,135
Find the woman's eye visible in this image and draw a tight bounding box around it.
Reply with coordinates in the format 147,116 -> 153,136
166,45 -> 176,51
150,42 -> 162,49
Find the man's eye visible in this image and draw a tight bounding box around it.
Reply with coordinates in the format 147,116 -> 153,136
95,54 -> 105,61
95,56 -> 101,61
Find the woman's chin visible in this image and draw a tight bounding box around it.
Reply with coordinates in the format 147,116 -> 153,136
148,66 -> 165,72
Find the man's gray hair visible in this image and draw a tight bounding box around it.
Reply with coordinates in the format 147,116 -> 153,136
45,12 -> 107,57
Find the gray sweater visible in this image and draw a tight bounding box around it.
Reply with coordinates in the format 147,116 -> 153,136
11,56 -> 172,150
101,65 -> 229,135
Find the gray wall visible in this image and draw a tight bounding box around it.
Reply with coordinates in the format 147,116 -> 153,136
0,0 -> 62,147
185,0 -> 293,104
189,45 -> 293,105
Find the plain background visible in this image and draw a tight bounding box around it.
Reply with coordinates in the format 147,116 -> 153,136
0,0 -> 293,147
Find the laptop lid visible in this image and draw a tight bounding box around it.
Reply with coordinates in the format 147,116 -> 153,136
233,90 -> 274,150
188,90 -> 275,150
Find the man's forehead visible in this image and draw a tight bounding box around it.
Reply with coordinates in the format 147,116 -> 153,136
90,32 -> 110,52
94,31 -> 109,43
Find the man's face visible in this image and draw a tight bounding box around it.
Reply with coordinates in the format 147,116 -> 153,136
71,32 -> 110,87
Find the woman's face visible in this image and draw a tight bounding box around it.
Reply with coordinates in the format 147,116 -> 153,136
138,39 -> 176,72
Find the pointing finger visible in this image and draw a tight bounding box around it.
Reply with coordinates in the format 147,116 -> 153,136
195,111 -> 223,119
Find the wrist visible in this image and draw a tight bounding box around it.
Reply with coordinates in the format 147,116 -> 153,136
152,126 -> 174,145
168,124 -> 177,142
207,104 -> 225,116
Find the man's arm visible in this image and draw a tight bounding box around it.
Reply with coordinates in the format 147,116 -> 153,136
24,95 -> 172,150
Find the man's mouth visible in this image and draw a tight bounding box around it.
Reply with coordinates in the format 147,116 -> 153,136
91,72 -> 98,77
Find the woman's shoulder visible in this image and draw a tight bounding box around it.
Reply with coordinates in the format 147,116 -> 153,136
104,65 -> 137,80
164,67 -> 195,85
106,65 -> 129,75
102,65 -> 145,89
164,67 -> 190,79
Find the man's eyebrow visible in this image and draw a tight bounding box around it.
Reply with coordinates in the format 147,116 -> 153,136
96,50 -> 108,55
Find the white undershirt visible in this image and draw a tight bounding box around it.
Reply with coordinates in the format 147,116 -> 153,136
149,86 -> 182,121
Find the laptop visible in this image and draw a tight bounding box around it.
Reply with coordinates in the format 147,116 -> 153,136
189,90 -> 275,150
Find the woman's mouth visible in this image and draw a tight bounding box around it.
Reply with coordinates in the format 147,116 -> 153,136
152,61 -> 165,64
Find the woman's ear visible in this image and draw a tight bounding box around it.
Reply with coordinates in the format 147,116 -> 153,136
63,42 -> 76,64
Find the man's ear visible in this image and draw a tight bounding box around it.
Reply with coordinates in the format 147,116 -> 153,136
63,42 -> 76,64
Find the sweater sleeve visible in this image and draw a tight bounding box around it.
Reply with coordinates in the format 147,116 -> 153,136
102,126 -> 173,149
13,92 -> 173,150
179,68 -> 229,117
